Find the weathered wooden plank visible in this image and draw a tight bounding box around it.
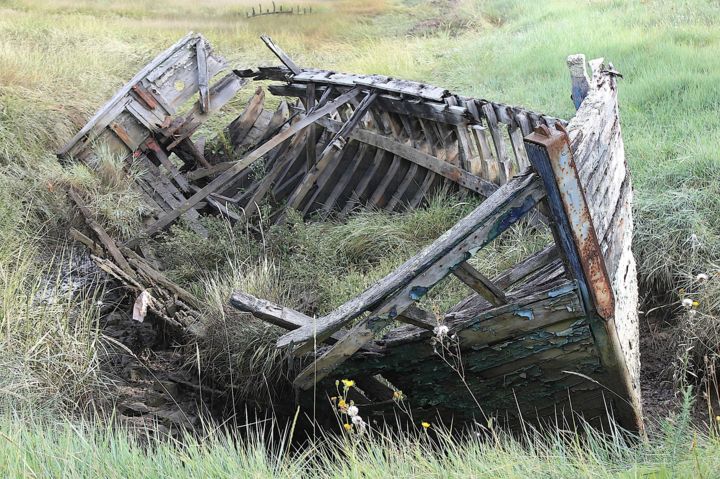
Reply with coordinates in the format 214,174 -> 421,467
58,33 -> 204,158
69,189 -> 134,277
284,90 -> 374,212
386,162 -> 419,211
229,87 -> 266,151
268,83 -> 469,125
451,261 -> 507,306
292,69 -> 448,102
278,170 -> 545,351
493,244 -> 559,290
131,83 -> 159,110
319,142 -> 372,214
230,291 -> 316,331
144,138 -> 190,192
481,102 -> 511,182
261,35 -> 301,75
368,155 -> 404,208
339,148 -> 388,216
164,72 -> 248,151
300,139 -> 362,215
242,130 -> 309,217
525,125 -> 614,320
143,89 -> 360,236
136,156 -> 208,236
314,117 -> 498,198
196,38 -> 210,113
304,83 -> 317,169
395,304 -> 437,330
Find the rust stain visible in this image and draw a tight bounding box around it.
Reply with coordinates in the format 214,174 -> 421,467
525,124 -> 615,320
132,83 -> 159,110
109,122 -> 132,148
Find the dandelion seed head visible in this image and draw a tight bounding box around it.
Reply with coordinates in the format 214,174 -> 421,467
434,325 -> 449,339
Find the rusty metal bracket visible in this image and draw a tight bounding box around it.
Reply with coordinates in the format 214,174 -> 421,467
524,124 -> 615,320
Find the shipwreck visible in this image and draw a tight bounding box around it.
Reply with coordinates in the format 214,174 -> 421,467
60,33 -> 642,432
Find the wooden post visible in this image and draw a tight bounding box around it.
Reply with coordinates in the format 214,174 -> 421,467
567,54 -> 590,110
524,124 -> 614,319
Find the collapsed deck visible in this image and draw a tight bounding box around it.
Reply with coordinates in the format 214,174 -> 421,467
60,34 -> 642,431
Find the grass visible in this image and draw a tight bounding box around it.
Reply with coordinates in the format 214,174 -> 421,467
1,392 -> 719,478
0,0 -> 719,475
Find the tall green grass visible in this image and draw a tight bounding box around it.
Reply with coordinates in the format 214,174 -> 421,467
0,393 -> 718,478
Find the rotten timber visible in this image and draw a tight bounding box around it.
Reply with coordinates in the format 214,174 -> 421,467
59,34 -> 641,432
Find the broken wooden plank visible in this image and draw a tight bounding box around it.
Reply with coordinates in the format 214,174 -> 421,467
278,169 -> 545,352
68,188 -> 134,277
144,138 -> 190,192
284,90 -> 375,213
229,291 -> 380,350
396,304 -> 437,330
494,244 -> 559,290
304,82 -> 317,169
144,88 -> 361,236
229,87 -> 266,151
164,72 -> 248,151
261,35 -> 301,75
196,38 -> 210,113
242,129 -> 309,217
451,261 -> 507,306
58,33 -> 204,158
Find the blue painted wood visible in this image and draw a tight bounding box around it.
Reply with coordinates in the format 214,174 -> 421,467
525,141 -> 592,317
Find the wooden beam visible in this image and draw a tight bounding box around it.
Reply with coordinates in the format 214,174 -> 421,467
525,125 -> 614,319
268,83 -> 469,125
68,189 -> 134,278
229,291 -> 377,349
260,35 -> 301,75
228,87 -> 265,151
493,244 -> 559,290
304,82 -> 316,169
143,88 -> 360,236
196,38 -> 210,113
283,90 -> 376,213
230,291 -> 316,331
314,117 -> 498,198
396,304 -> 436,330
451,261 -> 507,306
278,169 -> 545,352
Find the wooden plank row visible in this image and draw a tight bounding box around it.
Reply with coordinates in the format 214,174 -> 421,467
143,88 -> 360,236
314,117 -> 498,198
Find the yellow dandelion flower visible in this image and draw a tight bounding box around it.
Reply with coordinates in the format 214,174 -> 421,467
421,421 -> 431,429
715,415 -> 720,422
692,301 -> 699,308
341,379 -> 355,388
338,399 -> 347,409
343,423 -> 352,431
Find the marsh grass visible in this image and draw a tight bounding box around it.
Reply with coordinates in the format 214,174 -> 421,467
0,391 -> 719,478
1,0 -> 720,473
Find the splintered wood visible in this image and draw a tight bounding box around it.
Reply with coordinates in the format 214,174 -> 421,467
60,34 -> 642,432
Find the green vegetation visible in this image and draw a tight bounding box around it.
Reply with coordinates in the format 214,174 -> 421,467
1,0 -> 719,476
1,394 -> 719,478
